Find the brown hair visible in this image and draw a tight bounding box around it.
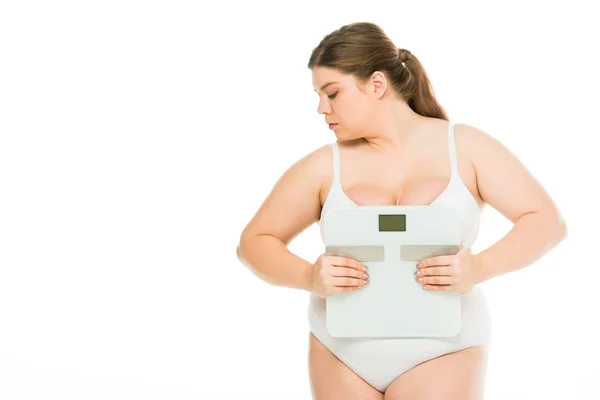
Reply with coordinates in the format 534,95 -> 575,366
307,22 -> 448,121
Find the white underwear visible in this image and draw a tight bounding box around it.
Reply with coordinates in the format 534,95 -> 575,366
308,286 -> 493,393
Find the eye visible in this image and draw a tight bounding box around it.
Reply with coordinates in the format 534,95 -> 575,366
328,92 -> 338,99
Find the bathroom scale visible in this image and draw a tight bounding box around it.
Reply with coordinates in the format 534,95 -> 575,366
323,205 -> 462,338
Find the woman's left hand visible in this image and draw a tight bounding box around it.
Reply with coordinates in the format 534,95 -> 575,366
414,245 -> 484,294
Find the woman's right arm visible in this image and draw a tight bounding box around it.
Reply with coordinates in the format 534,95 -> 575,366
236,145 -> 330,292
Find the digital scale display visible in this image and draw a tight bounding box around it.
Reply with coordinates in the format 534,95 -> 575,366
378,214 -> 407,232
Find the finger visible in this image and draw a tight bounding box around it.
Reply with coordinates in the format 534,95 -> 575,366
334,276 -> 368,287
420,275 -> 455,285
418,266 -> 452,276
423,284 -> 454,291
425,284 -> 466,293
334,285 -> 363,293
419,254 -> 454,267
417,259 -> 441,269
331,256 -> 366,272
331,266 -> 369,279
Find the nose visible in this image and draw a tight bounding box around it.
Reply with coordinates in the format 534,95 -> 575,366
316,96 -> 331,115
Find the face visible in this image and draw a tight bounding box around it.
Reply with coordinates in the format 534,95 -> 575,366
312,66 -> 388,139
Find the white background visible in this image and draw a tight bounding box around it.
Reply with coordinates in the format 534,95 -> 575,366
0,1 -> 597,399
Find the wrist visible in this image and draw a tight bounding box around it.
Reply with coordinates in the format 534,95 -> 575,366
304,261 -> 315,293
474,252 -> 491,284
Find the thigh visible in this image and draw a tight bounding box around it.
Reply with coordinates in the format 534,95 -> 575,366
308,332 -> 384,400
383,346 -> 489,400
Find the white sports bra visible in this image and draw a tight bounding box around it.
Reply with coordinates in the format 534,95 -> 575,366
318,122 -> 481,249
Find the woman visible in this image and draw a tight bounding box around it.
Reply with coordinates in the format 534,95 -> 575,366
237,22 -> 567,399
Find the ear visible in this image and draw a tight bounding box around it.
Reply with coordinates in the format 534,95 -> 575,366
370,71 -> 388,99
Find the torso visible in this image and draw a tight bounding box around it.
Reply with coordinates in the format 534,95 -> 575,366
318,118 -> 485,210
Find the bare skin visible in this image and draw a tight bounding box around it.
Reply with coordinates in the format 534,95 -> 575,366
318,118 -> 485,210
309,333 -> 384,400
309,118 -> 488,400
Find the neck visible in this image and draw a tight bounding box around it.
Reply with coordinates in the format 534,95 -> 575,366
362,101 -> 427,153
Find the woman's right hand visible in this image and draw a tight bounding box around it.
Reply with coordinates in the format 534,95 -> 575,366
309,253 -> 370,298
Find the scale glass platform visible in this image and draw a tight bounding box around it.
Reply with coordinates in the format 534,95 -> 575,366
324,205 -> 462,338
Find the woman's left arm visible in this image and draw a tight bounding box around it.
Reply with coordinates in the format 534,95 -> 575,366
463,124 -> 568,283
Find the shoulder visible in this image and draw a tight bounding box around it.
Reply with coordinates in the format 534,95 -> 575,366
291,143 -> 334,208
289,142 -> 333,187
453,122 -> 525,197
453,122 -> 507,163
454,122 -> 496,141
308,142 -> 334,170
453,122 -> 564,224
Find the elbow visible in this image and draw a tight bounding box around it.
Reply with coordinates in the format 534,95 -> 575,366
556,211 -> 568,239
237,232 -> 253,261
237,232 -> 247,259
236,243 -> 248,268
545,208 -> 568,241
237,240 -> 246,261
560,221 -> 568,240
550,214 -> 567,243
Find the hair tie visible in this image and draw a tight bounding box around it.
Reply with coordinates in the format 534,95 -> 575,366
397,48 -> 411,63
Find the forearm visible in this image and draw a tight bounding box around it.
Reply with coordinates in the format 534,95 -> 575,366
474,211 -> 567,283
237,234 -> 313,292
